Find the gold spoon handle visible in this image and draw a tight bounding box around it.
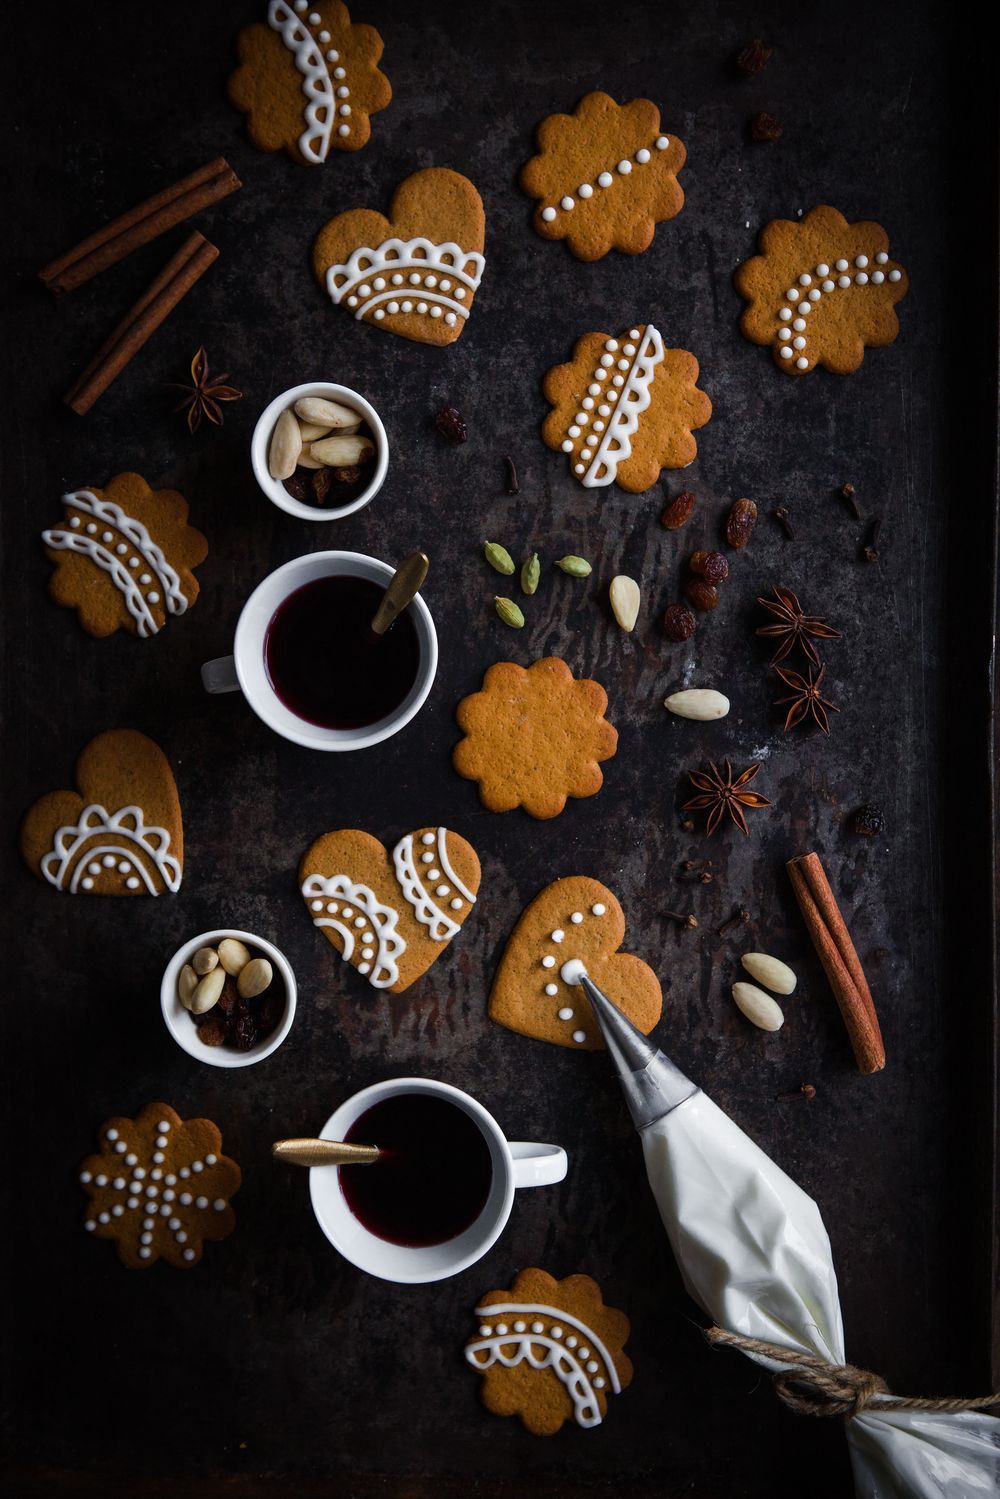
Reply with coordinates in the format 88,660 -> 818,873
370,550 -> 429,636
272,1138 -> 380,1167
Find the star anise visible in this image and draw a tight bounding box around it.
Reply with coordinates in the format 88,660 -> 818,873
683,759 -> 771,836
756,584 -> 841,667
774,663 -> 840,735
169,348 -> 242,432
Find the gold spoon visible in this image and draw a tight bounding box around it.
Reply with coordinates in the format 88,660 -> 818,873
369,549 -> 429,637
272,1138 -> 381,1167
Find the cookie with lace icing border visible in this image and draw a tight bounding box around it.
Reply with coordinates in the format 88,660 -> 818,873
78,1102 -> 240,1268
20,729 -> 183,896
300,825 -> 481,992
735,205 -> 908,375
312,167 -> 486,346
521,92 -> 686,261
42,471 -> 207,640
542,324 -> 711,491
227,0 -> 391,164
465,1268 -> 632,1434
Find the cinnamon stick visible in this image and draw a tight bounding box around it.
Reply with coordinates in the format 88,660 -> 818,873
787,852 -> 885,1074
39,157 -> 240,294
64,232 -> 218,416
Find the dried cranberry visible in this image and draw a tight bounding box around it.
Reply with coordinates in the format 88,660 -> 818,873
434,406 -> 468,443
661,490 -> 696,529
750,111 -> 782,141
735,37 -> 772,76
725,498 -> 758,549
663,604 -> 697,641
685,579 -> 719,612
699,551 -> 729,585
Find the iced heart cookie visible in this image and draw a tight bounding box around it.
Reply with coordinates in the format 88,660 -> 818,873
20,729 -> 183,895
454,659 -> 618,820
78,1102 -> 240,1269
489,877 -> 661,1049
521,92 -> 686,261
312,168 -> 486,346
543,324 -> 711,491
735,205 -> 908,375
300,826 -> 480,992
465,1268 -> 632,1433
42,472 -> 207,640
227,1 -> 391,164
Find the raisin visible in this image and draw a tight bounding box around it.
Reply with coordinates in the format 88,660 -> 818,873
310,468 -> 332,505
689,549 -> 708,574
329,465 -> 363,485
698,551 -> 729,585
661,490 -> 696,529
735,37 -> 772,75
215,977 -> 238,1014
725,498 -> 758,549
231,1006 -> 258,1051
198,1016 -> 227,1047
254,991 -> 284,1039
750,111 -> 782,141
685,579 -> 719,612
434,405 -> 468,443
663,604 -> 697,641
851,804 -> 886,837
283,471 -> 310,503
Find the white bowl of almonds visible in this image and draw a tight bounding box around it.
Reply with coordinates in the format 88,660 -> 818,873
252,381 -> 388,521
161,929 -> 297,1069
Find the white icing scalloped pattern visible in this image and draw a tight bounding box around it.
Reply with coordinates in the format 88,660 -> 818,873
302,872 -> 406,988
41,804 -> 182,894
324,238 -> 485,326
582,325 -> 664,488
268,0 -> 337,164
465,1301 -> 620,1429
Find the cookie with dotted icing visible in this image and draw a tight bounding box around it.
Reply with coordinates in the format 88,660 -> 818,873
735,205 -> 909,375
312,168 -> 486,347
227,0 -> 391,164
542,324 -> 711,491
488,876 -> 661,1050
521,92 -> 686,261
299,825 -> 480,992
465,1268 -> 632,1434
454,659 -> 618,820
20,729 -> 183,896
78,1102 -> 240,1268
42,472 -> 207,640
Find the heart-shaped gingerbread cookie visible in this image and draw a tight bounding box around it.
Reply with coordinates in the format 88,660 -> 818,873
489,877 -> 661,1050
300,826 -> 480,992
312,168 -> 486,346
20,730 -> 183,895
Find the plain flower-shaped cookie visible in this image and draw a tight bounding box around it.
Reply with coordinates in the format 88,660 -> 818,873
453,658 -> 617,820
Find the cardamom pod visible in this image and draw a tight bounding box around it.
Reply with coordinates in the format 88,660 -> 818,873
484,541 -> 515,576
556,555 -> 592,578
494,596 -> 525,629
521,552 -> 540,595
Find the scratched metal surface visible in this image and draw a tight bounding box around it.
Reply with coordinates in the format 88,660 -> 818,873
1,1 -> 995,1495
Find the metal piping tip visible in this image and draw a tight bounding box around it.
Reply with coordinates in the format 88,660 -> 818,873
578,973 -> 699,1129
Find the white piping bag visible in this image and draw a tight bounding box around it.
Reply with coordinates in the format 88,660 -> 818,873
571,967 -> 1000,1497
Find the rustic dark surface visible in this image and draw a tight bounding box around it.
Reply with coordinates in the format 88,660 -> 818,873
2,1 -> 997,1495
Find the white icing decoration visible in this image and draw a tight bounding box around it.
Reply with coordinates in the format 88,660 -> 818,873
591,903 -> 606,916
567,324 -> 665,488
542,132 -> 670,220
267,0 -> 338,163
42,490 -> 189,639
302,872 -> 406,988
545,983 -> 558,996
558,1007 -> 574,1020
771,247 -> 903,368
324,239 -> 484,326
466,1302 -> 620,1428
40,804 -> 181,894
573,1029 -> 587,1043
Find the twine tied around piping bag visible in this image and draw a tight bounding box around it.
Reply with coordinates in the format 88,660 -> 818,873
705,1327 -> 1000,1420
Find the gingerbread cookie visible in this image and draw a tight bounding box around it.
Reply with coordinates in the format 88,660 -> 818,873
465,1268 -> 632,1434
312,168 -> 486,346
20,729 -> 183,895
454,659 -> 617,820
300,825 -> 480,992
489,877 -> 661,1050
78,1102 -> 240,1268
42,472 -> 207,640
521,92 -> 686,261
734,205 -> 908,375
543,324 -> 711,491
227,1 -> 391,164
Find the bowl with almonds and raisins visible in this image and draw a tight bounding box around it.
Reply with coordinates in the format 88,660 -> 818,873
252,381 -> 388,522
161,929 -> 297,1068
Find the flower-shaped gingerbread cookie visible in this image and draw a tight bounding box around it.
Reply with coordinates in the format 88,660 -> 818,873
42,472 -> 207,640
521,92 -> 686,261
454,658 -> 617,820
227,0 -> 391,164
312,168 -> 486,347
543,324 -> 712,490
78,1103 -> 240,1268
735,205 -> 908,375
465,1268 -> 632,1434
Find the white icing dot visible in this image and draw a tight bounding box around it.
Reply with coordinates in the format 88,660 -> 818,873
175,1231 -> 187,1244
163,1191 -> 175,1203
560,195 -> 575,211
580,449 -> 592,461
153,1152 -> 164,1164
815,263 -> 829,277
116,543 -> 128,555
598,171 -> 613,187
146,1185 -> 158,1197
612,374 -> 624,386
362,948 -> 374,960
401,302 -> 412,315
141,1233 -> 153,1246
112,1204 -> 123,1217
592,904 -> 606,916
796,357 -> 808,368
551,1326 -> 563,1338
856,272 -> 869,285
531,1320 -> 544,1333
318,29 -> 329,41
337,85 -> 350,98
787,287 -> 799,301
196,1196 -> 208,1210
838,275 -> 851,288
598,403 -> 611,416
116,860 -> 129,874
440,278 -> 452,291
102,530 -> 113,543
808,288 -> 821,301
495,1323 -> 508,1335
179,1167 -> 190,1178
326,902 -> 339,915
127,1197 -> 139,1209
311,900 -> 323,912
88,862 -> 100,875
793,317 -> 806,331
86,523 -> 97,534
450,898 -> 463,909
568,425 -> 580,439
435,884 -> 450,897
69,516 -> 80,527
132,1166 -> 146,1180
636,147 -> 650,163
623,343 -> 636,357
165,1174 -> 176,1186
416,303 -> 428,314
778,329 -> 791,341
541,207 -> 556,222
605,338 -> 618,351
579,183 -> 593,198
835,258 -> 849,271
889,269 -> 901,282
876,251 -> 889,264
514,1321 -> 526,1332
338,124 -> 350,136
855,254 -> 868,269
183,1249 -> 196,1262
106,1129 -> 118,1142
617,159 -> 632,174
655,136 -> 669,149
333,65 -> 346,78
544,983 -> 558,996
308,9 -> 320,20
340,103 -> 351,117
594,1376 -> 606,1389
822,279 -> 835,292
561,440 -> 574,453
455,288 -> 466,300
574,464 -> 585,474
126,877 -> 140,889
592,422 -> 605,434
139,573 -> 151,585
617,358 -> 629,371
126,1152 -> 138,1164
799,273 -> 811,286
558,1007 -> 574,1021
479,1324 -> 492,1337
358,963 -> 371,975
588,382 -> 601,395
551,929 -> 564,943
600,353 -> 614,368
180,1192 -> 192,1205
79,1171 -> 92,1183
793,336 -> 806,349
871,270 -> 885,284
192,1161 -> 204,1173
445,313 -> 457,326
541,955 -> 556,969
565,1336 -> 577,1348
214,1199 -> 226,1211
139,1247 -> 151,1259
573,1030 -> 587,1044
129,557 -> 139,568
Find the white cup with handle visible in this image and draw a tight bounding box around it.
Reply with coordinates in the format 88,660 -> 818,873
308,1077 -> 568,1284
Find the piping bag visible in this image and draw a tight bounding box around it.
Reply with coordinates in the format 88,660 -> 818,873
570,965 -> 1000,1497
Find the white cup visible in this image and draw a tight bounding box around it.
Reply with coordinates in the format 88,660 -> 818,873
200,550 -> 437,751
160,928 -> 297,1069
309,1077 -> 568,1284
251,381 -> 389,521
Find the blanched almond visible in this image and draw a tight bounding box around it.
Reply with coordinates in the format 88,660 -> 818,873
297,448 -> 323,469
610,575 -> 640,632
191,967 -> 226,1015
741,952 -> 797,995
218,938 -> 251,975
238,957 -> 273,998
192,946 -> 219,975
294,396 -> 360,429
732,982 -> 784,1032
310,435 -> 374,467
268,407 -> 301,480
664,688 -> 730,721
178,964 -> 199,1008
296,421 -> 332,443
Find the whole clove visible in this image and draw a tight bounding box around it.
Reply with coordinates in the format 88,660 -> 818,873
861,518 -> 881,563
840,482 -> 863,521
665,910 -> 699,930
772,505 -> 794,538
718,908 -> 751,936
503,454 -> 520,495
